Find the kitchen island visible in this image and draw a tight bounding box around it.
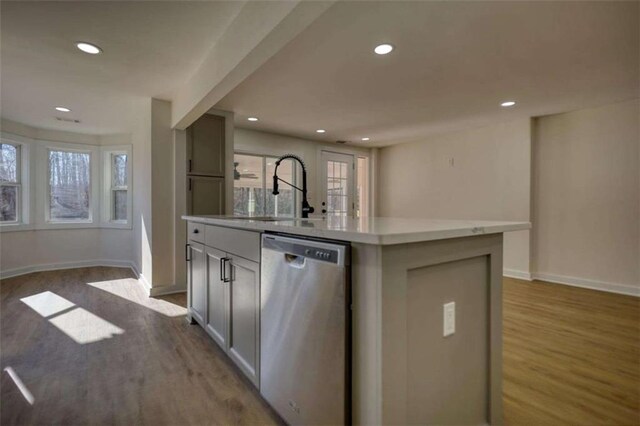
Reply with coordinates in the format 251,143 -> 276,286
182,215 -> 529,425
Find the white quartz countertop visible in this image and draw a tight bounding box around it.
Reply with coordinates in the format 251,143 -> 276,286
182,215 -> 530,245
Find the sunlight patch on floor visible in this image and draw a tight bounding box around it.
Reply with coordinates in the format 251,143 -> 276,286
4,367 -> 35,405
20,291 -> 125,344
87,278 -> 188,317
20,291 -> 75,317
48,307 -> 124,344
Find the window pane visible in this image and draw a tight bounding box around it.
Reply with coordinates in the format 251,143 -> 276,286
0,144 -> 18,183
326,160 -> 349,217
0,186 -> 17,221
266,157 -> 295,217
233,154 -> 264,216
113,190 -> 127,221
49,150 -> 90,221
112,154 -> 127,187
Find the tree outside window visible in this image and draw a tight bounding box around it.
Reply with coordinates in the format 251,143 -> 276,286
0,143 -> 20,222
48,149 -> 91,221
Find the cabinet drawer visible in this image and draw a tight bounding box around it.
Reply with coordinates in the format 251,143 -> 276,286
205,225 -> 260,262
188,222 -> 205,243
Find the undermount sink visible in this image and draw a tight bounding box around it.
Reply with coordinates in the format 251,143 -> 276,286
229,216 -> 283,221
228,216 -> 324,222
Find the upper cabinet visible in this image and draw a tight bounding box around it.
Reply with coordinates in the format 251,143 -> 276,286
187,114 -> 225,177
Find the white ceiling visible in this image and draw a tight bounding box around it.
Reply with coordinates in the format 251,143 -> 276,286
216,1 -> 639,146
1,1 -> 245,134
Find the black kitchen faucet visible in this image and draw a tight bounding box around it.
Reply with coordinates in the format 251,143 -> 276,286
272,154 -> 315,218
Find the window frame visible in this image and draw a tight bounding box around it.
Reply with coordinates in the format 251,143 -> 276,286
101,145 -> 133,228
0,134 -> 31,229
233,151 -> 298,218
45,145 -> 95,225
316,145 -> 372,219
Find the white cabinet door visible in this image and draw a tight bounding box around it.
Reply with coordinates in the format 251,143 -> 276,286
228,255 -> 260,386
187,242 -> 206,326
205,246 -> 228,349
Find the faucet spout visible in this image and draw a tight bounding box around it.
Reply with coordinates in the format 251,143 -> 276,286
272,154 -> 315,218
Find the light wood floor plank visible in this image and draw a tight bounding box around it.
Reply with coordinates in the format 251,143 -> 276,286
503,277 -> 640,426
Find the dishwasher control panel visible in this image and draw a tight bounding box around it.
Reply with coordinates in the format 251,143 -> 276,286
263,233 -> 349,266
304,248 -> 338,263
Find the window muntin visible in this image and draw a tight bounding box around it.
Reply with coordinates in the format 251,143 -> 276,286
0,143 -> 21,223
110,153 -> 128,222
48,149 -> 91,222
234,153 -> 296,217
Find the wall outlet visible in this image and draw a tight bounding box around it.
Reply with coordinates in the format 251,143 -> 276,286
443,301 -> 455,337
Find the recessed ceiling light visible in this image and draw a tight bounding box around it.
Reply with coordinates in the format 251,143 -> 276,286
247,117 -> 258,122
501,101 -> 516,107
374,44 -> 394,55
76,42 -> 102,55
55,106 -> 71,112
361,137 -> 370,141
316,129 -> 326,133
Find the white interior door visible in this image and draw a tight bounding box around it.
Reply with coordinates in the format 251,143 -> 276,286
320,151 -> 355,217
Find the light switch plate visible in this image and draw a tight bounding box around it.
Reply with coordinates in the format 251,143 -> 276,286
443,301 -> 455,337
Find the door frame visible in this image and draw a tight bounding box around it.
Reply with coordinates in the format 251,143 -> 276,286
316,146 -> 373,218
319,150 -> 356,217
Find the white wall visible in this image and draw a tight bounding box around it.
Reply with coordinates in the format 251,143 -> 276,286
150,99 -> 175,289
234,127 -> 372,210
129,98 -> 153,286
532,99 -> 639,293
0,118 -> 136,276
378,119 -> 533,275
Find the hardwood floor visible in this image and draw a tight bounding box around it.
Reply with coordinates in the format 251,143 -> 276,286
0,267 -> 281,425
503,277 -> 640,426
1,268 -> 638,425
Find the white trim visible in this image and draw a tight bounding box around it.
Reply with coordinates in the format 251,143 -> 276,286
531,272 -> 639,297
503,269 -> 532,281
149,284 -> 187,297
122,263 -> 185,297
128,263 -> 152,296
100,145 -> 133,229
0,259 -> 136,280
43,143 -> 98,226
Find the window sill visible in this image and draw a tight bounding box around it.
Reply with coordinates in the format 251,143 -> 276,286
0,222 -> 131,232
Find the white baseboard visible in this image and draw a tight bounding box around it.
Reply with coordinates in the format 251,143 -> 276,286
503,269 -> 639,297
0,259 -> 136,280
2,260 -> 187,298
149,284 -> 187,297
127,264 -> 185,297
532,272 -> 639,297
503,269 -> 532,281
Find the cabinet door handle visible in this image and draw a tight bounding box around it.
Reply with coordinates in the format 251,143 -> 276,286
188,159 -> 192,173
193,228 -> 199,234
185,244 -> 191,262
221,257 -> 231,283
219,257 -> 224,282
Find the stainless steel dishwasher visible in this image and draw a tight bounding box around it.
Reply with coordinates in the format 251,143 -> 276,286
260,233 -> 350,426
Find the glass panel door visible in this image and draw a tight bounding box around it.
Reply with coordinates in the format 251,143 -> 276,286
321,151 -> 355,218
